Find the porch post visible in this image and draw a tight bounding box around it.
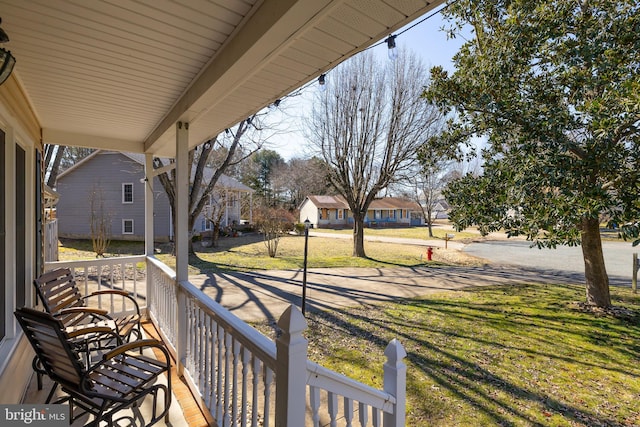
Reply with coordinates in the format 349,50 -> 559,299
383,339 -> 407,427
275,305 -> 308,426
144,153 -> 154,319
175,121 -> 189,375
4,128 -> 16,337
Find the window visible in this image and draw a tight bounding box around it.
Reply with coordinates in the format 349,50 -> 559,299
122,183 -> 133,203
122,219 -> 134,234
338,209 -> 344,220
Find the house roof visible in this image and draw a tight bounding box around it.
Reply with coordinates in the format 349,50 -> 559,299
306,195 -> 421,210
370,197 -> 421,210
58,150 -> 253,193
305,195 -> 348,209
0,0 -> 445,157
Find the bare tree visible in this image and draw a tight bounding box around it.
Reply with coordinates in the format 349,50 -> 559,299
89,184 -> 112,257
154,115 -> 266,253
270,157 -> 332,209
409,159 -> 452,237
201,189 -> 228,248
307,50 -> 443,257
44,145 -> 96,187
254,206 -> 295,257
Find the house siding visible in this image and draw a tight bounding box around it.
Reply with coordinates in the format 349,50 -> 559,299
57,152 -> 172,241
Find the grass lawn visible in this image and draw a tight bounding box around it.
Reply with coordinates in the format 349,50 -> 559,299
254,284 -> 640,426
59,234 -> 483,272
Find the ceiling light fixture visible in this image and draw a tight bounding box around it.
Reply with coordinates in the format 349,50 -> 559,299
385,35 -> 397,60
318,74 -> 326,92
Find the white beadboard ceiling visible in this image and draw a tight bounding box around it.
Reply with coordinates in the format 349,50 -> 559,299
0,0 -> 445,157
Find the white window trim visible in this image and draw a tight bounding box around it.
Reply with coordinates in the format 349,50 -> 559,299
122,219 -> 134,234
122,183 -> 134,204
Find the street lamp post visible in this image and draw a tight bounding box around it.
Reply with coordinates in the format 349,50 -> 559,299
302,218 -> 311,315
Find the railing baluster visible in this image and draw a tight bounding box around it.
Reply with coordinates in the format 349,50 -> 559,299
209,316 -> 218,412
358,402 -> 368,427
328,391 -> 338,427
232,339 -> 240,425
372,408 -> 381,427
310,385 -> 321,426
119,261 -> 125,313
223,332 -> 232,427
344,397 -> 354,427
217,324 -> 224,420
263,366 -> 273,427
251,356 -> 259,427
241,347 -> 249,427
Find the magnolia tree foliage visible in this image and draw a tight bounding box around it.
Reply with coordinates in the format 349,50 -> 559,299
307,50 -> 444,257
423,0 -> 640,307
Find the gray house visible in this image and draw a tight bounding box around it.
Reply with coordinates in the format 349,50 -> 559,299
56,151 -> 252,241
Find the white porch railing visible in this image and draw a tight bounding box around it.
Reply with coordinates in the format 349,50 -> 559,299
45,255 -> 146,316
46,256 -> 407,426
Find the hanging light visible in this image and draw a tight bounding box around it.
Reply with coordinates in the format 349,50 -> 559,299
0,18 -> 15,85
385,34 -> 397,60
268,99 -> 281,110
318,74 -> 326,92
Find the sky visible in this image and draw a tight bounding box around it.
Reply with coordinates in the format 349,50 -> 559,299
267,7 -> 468,160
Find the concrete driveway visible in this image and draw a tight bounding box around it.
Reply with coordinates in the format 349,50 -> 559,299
189,265 -> 586,322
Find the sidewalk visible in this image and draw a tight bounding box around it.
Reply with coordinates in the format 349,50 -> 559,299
308,231 -> 466,250
189,265 -> 583,322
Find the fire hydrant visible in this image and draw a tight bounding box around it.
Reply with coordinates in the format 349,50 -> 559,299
427,247 -> 433,261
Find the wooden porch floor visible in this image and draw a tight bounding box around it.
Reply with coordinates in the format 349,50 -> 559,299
22,321 -> 211,427
141,321 -> 211,427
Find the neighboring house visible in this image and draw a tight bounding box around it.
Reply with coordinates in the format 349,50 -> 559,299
56,151 -> 252,241
433,199 -> 450,219
299,195 -> 423,228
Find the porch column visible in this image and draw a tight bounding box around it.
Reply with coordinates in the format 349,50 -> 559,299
144,154 -> 154,319
175,121 -> 189,375
175,122 -> 189,282
4,128 -> 16,337
144,154 -> 154,257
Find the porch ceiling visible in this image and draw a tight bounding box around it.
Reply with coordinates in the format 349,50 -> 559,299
0,0 -> 444,157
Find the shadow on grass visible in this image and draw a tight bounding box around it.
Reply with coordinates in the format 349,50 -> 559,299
300,289 -> 640,426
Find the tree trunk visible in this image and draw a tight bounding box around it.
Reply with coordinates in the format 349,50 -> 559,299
47,146 -> 66,187
353,216 -> 366,257
581,217 -> 611,308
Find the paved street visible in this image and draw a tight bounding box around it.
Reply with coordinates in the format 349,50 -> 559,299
463,240 -> 638,283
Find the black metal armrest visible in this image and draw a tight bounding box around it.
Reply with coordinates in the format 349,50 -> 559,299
82,290 -> 141,316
